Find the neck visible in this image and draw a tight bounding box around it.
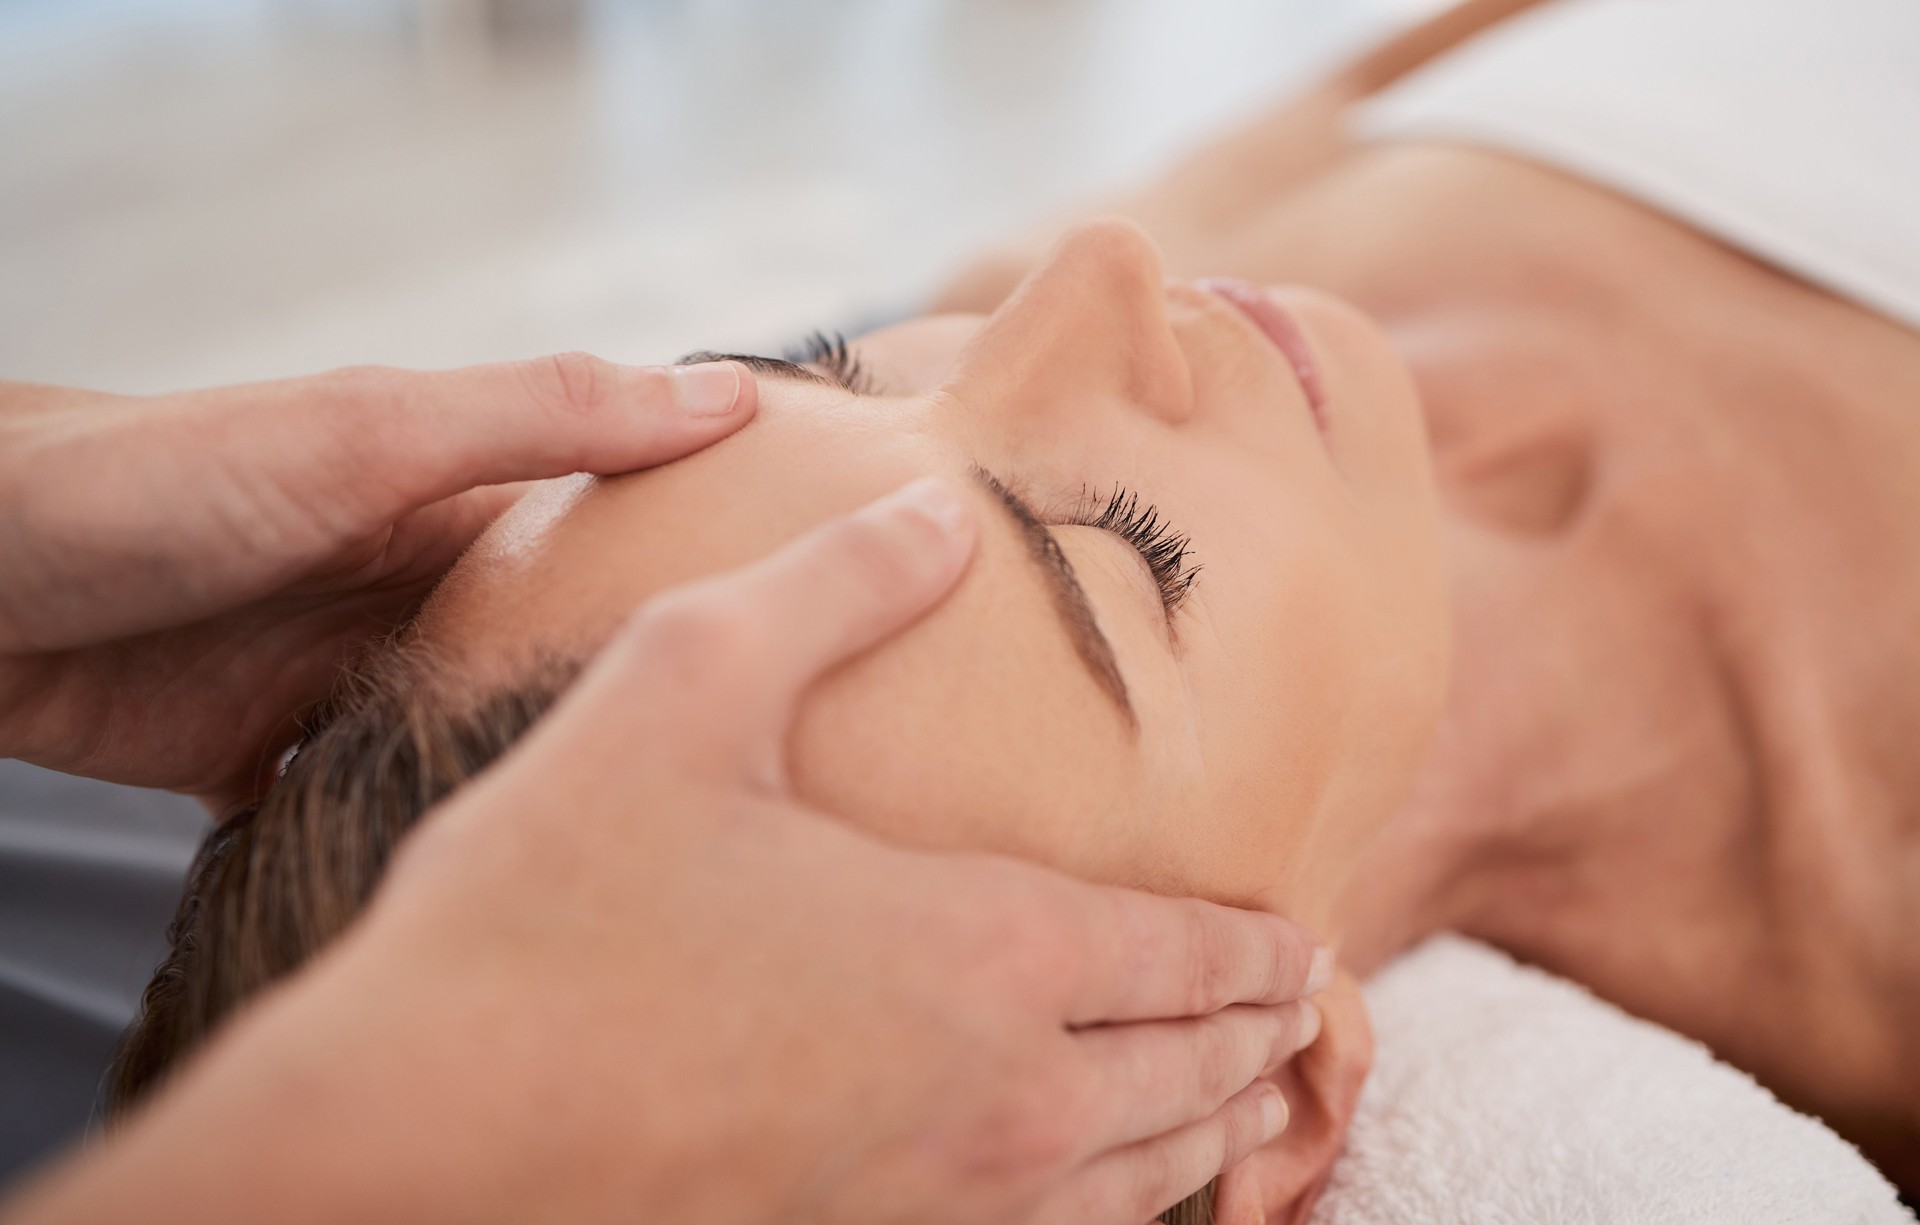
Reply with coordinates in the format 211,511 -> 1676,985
1325,726 -> 1495,979
1329,508 -> 1920,1193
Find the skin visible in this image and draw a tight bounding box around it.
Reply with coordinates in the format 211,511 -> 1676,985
419,219 -> 1451,1220
426,0 -> 1920,1193
0,356 -> 755,802
3,483 -> 1338,1225
21,0 -> 1911,1207
422,219 -> 1451,941
931,23 -> 1920,1190
0,335 -> 1349,1222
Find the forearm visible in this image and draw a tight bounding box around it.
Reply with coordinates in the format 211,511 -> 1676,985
6,964 -> 489,1225
2,938 -> 763,1225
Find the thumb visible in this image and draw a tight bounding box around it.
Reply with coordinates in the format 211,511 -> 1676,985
0,356 -> 756,652
204,354 -> 757,543
530,476 -> 979,791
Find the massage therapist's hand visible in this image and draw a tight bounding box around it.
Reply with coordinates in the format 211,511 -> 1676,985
3,479 -> 1330,1225
0,358 -> 753,800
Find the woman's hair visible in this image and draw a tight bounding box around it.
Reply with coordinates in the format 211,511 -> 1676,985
111,643 -> 1223,1224
108,647 -> 575,1114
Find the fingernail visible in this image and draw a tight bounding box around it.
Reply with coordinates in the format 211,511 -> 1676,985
1305,947 -> 1334,995
671,362 -> 743,416
1295,1001 -> 1322,1051
1258,1084 -> 1290,1142
883,476 -> 972,541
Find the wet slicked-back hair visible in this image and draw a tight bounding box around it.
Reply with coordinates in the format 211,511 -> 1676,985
108,649 -> 576,1114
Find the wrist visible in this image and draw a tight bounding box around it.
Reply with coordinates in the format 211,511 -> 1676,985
2,918 -> 791,1225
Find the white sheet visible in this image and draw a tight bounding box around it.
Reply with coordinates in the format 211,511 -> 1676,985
1356,0 -> 1920,334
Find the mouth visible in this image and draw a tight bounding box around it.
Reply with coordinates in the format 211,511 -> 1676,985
1196,278 -> 1328,432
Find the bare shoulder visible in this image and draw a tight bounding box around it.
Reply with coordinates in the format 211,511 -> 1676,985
926,0 -> 1556,314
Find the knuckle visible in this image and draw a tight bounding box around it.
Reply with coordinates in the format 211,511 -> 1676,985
531,350 -> 619,418
824,511 -> 923,601
963,1065 -> 1086,1183
317,363 -> 409,413
985,890 -> 1084,1000
1120,1136 -> 1184,1217
1203,908 -> 1270,1010
1008,921 -> 1078,995
1176,905 -> 1238,1014
931,865 -> 1069,990
625,590 -> 767,688
1220,1087 -> 1281,1168
308,365 -> 421,456
1192,1011 -> 1253,1097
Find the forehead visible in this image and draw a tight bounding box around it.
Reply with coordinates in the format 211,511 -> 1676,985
415,379 -> 1141,764
420,388 -> 944,674
414,380 -> 1157,878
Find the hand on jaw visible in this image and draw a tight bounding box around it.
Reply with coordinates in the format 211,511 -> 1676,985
0,360 -> 1343,1225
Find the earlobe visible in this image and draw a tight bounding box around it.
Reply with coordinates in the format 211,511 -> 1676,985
1210,970 -> 1373,1224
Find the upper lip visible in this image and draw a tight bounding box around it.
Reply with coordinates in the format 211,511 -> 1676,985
1196,277 -> 1328,431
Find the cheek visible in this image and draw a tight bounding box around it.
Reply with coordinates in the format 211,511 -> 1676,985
1177,497 -> 1443,920
784,570 -> 1150,886
1183,563 -> 1364,909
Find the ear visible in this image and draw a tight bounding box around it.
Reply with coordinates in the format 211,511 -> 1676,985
1211,970 -> 1372,1224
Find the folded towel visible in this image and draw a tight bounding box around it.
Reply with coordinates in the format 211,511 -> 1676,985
1311,935 -> 1913,1224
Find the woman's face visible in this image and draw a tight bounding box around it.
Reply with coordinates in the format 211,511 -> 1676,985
423,219 -> 1446,930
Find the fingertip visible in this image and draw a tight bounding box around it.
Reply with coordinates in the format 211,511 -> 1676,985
581,358 -> 755,473
859,475 -> 978,569
1305,947 -> 1335,997
666,360 -> 755,420
1284,1001 -> 1322,1063
1255,1081 -> 1290,1145
879,478 -> 983,549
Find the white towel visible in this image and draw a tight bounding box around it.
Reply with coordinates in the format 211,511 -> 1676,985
1310,936 -> 1913,1224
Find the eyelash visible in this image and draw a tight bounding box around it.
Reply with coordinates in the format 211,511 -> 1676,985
1066,487 -> 1200,617
787,329 -> 876,395
779,332 -> 1198,619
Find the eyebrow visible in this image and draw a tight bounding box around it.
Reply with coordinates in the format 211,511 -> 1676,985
678,351 -> 1137,732
969,467 -> 1138,733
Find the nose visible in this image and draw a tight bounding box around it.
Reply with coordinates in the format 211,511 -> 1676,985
944,218 -> 1195,427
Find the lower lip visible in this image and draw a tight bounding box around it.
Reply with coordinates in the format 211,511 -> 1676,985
1198,278 -> 1328,431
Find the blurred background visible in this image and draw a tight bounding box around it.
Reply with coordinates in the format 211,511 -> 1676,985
0,0 -> 1441,1187
1,0 -> 1446,392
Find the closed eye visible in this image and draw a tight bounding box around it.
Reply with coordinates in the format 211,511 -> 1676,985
1063,486 -> 1201,623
